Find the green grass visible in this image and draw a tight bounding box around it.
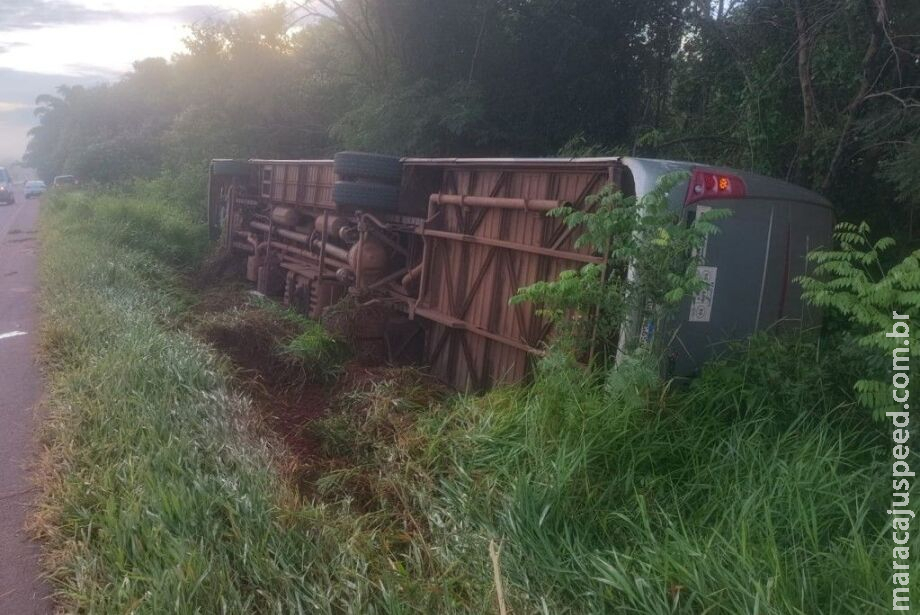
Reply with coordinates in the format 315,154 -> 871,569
191,294 -> 349,388
36,190 -> 433,613
414,342 -> 896,613
37,187 -> 904,613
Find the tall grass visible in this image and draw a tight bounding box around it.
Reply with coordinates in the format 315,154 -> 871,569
301,335 -> 898,613
418,339 -> 895,613
37,187 -> 902,613
35,190 -> 442,612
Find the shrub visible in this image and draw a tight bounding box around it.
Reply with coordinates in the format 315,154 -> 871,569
798,221 -> 920,418
512,172 -> 729,361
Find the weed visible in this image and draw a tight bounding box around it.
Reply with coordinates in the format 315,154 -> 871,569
194,298 -> 348,387
279,323 -> 347,383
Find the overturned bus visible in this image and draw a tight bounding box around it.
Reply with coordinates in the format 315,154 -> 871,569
207,153 -> 833,390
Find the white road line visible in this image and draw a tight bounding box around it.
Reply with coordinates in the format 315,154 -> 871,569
0,331 -> 27,341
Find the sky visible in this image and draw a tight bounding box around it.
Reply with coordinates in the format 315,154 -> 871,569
0,0 -> 271,164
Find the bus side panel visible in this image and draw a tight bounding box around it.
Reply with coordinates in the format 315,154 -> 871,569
670,198 -> 775,376
669,197 -> 833,377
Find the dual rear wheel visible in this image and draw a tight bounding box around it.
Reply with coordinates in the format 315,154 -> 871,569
333,151 -> 402,210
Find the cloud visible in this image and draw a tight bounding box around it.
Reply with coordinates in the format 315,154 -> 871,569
0,67 -> 106,103
61,62 -> 124,79
0,1 -> 235,32
166,4 -> 233,24
0,101 -> 31,113
0,0 -> 125,31
0,42 -> 26,54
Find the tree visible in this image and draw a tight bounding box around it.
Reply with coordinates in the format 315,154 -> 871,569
23,0 -> 920,239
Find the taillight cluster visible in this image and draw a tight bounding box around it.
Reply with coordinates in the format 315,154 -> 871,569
684,169 -> 746,205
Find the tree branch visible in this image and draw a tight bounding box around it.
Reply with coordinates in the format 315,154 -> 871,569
821,0 -> 887,193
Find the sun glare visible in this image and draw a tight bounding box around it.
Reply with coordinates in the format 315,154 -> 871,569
0,1 -> 275,76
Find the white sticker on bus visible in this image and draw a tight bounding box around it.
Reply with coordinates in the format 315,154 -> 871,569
694,205 -> 711,260
689,266 -> 717,323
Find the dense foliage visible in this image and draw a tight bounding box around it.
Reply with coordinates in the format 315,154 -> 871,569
22,0 -> 920,234
799,222 -> 920,417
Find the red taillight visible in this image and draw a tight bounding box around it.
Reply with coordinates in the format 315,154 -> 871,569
685,169 -> 746,205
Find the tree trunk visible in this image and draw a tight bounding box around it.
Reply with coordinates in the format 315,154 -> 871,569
791,0 -> 819,183
821,0 -> 885,193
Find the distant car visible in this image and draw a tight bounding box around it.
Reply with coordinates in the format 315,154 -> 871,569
24,180 -> 47,199
53,175 -> 78,188
0,167 -> 14,205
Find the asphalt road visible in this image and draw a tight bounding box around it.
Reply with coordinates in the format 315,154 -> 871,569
0,185 -> 51,613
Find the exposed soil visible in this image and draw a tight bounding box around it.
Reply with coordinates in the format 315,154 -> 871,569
186,284 -> 250,318
247,379 -> 329,465
186,267 -> 444,512
196,309 -> 296,374
189,250 -> 246,290
190,291 -> 329,463
254,360 -> 425,497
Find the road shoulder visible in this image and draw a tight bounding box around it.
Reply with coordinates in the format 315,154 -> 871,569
0,193 -> 51,614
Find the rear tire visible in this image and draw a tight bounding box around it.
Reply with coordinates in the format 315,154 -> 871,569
211,159 -> 251,177
334,152 -> 402,184
333,180 -> 399,210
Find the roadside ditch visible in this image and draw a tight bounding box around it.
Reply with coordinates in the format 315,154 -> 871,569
182,258 -> 447,514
